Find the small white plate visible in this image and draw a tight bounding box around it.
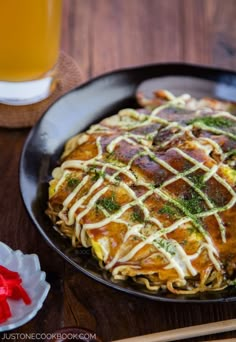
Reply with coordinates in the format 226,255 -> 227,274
0,242 -> 50,332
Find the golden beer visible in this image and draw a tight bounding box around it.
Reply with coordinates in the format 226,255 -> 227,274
0,0 -> 62,82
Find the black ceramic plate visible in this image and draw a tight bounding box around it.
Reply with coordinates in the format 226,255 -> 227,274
20,63 -> 236,303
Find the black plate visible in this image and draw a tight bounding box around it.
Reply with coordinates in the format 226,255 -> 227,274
20,63 -> 236,303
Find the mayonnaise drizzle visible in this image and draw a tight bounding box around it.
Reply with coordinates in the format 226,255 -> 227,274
51,93 -> 236,282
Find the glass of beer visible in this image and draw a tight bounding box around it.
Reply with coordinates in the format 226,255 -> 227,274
0,0 -> 62,105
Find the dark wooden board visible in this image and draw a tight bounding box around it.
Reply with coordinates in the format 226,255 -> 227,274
1,1 -> 236,341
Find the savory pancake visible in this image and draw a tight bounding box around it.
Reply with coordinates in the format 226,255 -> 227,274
46,90 -> 236,294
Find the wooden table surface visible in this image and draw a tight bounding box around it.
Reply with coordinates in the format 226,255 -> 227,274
1,0 -> 236,341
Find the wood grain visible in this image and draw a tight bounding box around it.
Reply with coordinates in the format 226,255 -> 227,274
63,266 -> 236,342
0,128 -> 65,337
112,319 -> 236,342
61,0 -> 184,78
1,1 -> 236,341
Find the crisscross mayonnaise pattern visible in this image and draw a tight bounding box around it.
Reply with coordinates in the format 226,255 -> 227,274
49,92 -> 236,289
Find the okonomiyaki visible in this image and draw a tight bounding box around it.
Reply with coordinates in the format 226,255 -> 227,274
46,90 -> 236,294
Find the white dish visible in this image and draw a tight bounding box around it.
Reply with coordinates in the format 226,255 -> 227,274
0,242 -> 50,332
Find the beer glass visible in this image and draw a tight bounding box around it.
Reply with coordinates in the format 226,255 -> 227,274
0,0 -> 62,105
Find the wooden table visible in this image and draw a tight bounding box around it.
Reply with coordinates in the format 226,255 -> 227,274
1,0 -> 236,341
